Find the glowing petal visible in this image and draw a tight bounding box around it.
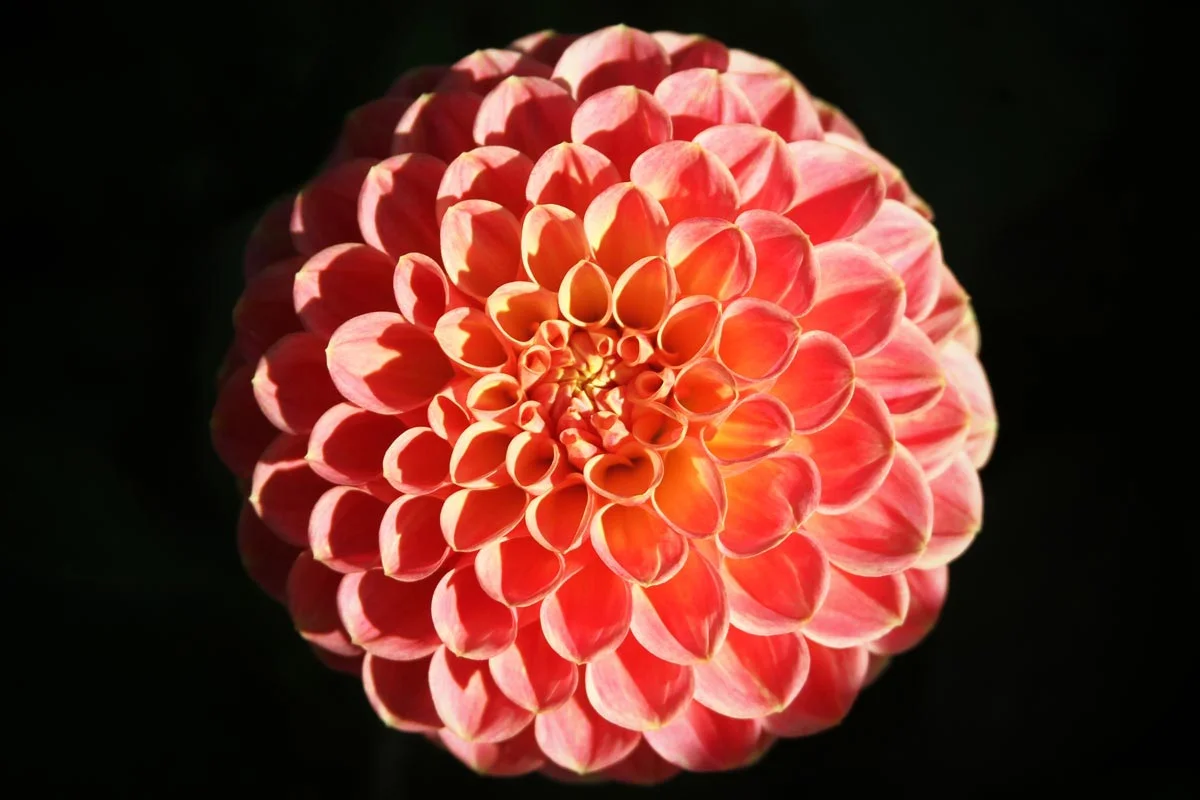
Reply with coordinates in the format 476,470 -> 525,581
654,70 -> 757,141
652,437 -> 727,537
474,76 -> 577,159
630,545 -> 729,664
719,454 -> 820,558
630,141 -> 740,225
591,502 -> 688,586
541,558 -> 633,663
785,139 -> 885,243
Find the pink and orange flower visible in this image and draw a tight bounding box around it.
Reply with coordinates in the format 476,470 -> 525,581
212,24 -> 997,783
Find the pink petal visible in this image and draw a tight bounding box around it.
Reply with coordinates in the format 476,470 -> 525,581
212,365 -> 278,479
440,484 -> 528,552
695,124 -> 800,214
586,635 -> 695,730
552,24 -> 670,101
438,48 -> 552,95
855,317 -> 945,415
440,198 -> 523,300
805,444 -> 932,576
916,452 -> 983,568
326,312 -> 454,414
737,210 -> 817,313
286,552 -> 359,656
363,654 -> 441,732
535,686 -> 641,773
436,145 -> 533,222
720,532 -> 830,635
252,332 -> 342,435
570,86 -> 672,180
693,627 -> 810,718
337,568 -> 439,660
785,139 -> 885,243
439,724 -> 545,777
652,436 -> 728,537
233,258 -> 304,363
525,143 -> 621,215
893,377 -> 971,479
357,153 -> 444,259
653,31 -> 730,72
814,99 -> 866,142
510,30 -> 580,66
798,241 -> 905,359
520,203 -> 593,291
475,532 -> 565,607
488,622 -> 579,713
526,474 -> 595,552
803,566 -> 909,648
392,252 -> 453,330
236,502 -> 299,603
591,502 -> 688,587
429,645 -> 534,741
767,331 -> 855,434
290,159 -> 372,256
308,485 -> 386,573
379,494 -> 451,582
796,380 -> 896,513
719,454 -> 820,558
427,377 -> 474,445
630,141 -> 740,225
869,565 -> 949,655
940,340 -> 998,469
601,738 -> 682,785
643,701 -> 761,772
630,545 -> 729,664
763,641 -> 868,736
474,76 -> 577,160
654,70 -> 757,141
294,244 -> 398,338
393,91 -> 483,163
541,558 -> 633,663
724,70 -> 822,143
382,426 -> 451,494
431,561 -> 518,659
918,263 -> 970,345
250,434 -> 332,547
583,182 -> 670,277
853,198 -> 944,322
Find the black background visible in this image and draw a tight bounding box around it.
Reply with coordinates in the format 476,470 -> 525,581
13,0 -> 1187,794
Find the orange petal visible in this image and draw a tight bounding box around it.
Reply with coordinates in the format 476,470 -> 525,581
440,484 -> 528,551
379,494 -> 450,581
440,198 -> 523,299
427,377 -> 474,444
737,209 -> 817,315
868,565 -> 948,655
465,372 -> 524,422
805,444 -> 932,576
449,420 -> 516,489
439,725 -> 545,777
670,359 -> 738,422
552,24 -> 670,100
915,452 -> 983,568
584,182 -> 670,277
429,646 -> 533,741
488,622 -> 579,713
473,76 -> 576,160
767,331 -> 854,434
337,568 -> 439,660
652,436 -> 727,537
252,332 -> 343,434
612,255 -> 677,332
803,566 -> 909,648
250,434 -> 332,547
570,86 -> 673,178
475,531 -> 566,607
431,562 -> 518,659
655,296 -> 721,369
692,628 -> 810,718
626,368 -> 676,405
629,402 -> 688,451
591,503 -> 688,587
308,485 -> 386,573
434,307 -> 512,374
535,686 -> 640,774
326,312 -> 454,414
520,203 -> 592,291
665,218 -> 755,301
585,635 -> 695,730
797,380 -> 896,514
798,241 -> 905,359
854,198 -> 944,322
714,297 -> 800,383
940,340 -> 998,469
541,558 -> 633,663
525,142 -> 621,215
643,701 -> 762,772
762,641 -> 868,736
506,430 -> 563,494
785,139 -> 885,243
630,545 -> 728,664
653,69 -> 757,140
363,654 -> 441,732
558,259 -> 613,327
286,552 -> 359,656
584,443 -> 663,506
393,91 -> 483,163
719,454 -> 820,558
703,394 -> 793,466
436,145 -> 533,221
382,426 -> 451,494
526,474 -> 595,552
630,141 -> 740,225
485,281 -> 559,347
724,69 -> 822,142
358,153 -> 444,258
695,124 -> 800,214
294,244 -> 397,338
289,159 -> 372,256
855,317 -> 945,415
720,531 -> 830,635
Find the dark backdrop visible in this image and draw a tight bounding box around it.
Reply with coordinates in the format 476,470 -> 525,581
13,0 -> 1185,794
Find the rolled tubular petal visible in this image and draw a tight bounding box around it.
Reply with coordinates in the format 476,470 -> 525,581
630,141 -> 740,225
309,485 -> 386,573
630,545 -> 728,664
584,443 -> 663,505
798,241 -> 905,359
719,454 -> 820,558
429,646 -> 534,742
358,153 -> 444,259
654,71 -> 757,141
558,260 -> 613,327
869,565 -> 949,655
612,256 -> 676,332
540,559 -> 633,663
437,146 -> 534,221
591,502 -> 688,586
692,628 -> 810,718
327,312 -> 454,414
363,654 -> 442,732
803,566 -> 910,648
763,641 -> 869,736
798,380 -> 896,514
526,474 -> 595,552
855,318 -> 945,416
721,532 -> 829,635
434,307 -> 512,374
488,621 -> 579,713
585,635 -> 695,730
785,139 -> 885,243
655,297 -> 722,369
337,569 -> 440,660
644,701 -> 762,772
431,562 -> 518,659
535,686 -> 641,774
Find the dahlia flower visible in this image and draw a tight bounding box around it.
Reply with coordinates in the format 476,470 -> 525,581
212,24 -> 997,782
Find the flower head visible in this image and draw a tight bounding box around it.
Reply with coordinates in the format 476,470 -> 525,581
213,24 -> 996,782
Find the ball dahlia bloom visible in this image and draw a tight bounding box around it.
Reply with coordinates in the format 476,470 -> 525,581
212,24 -> 997,783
